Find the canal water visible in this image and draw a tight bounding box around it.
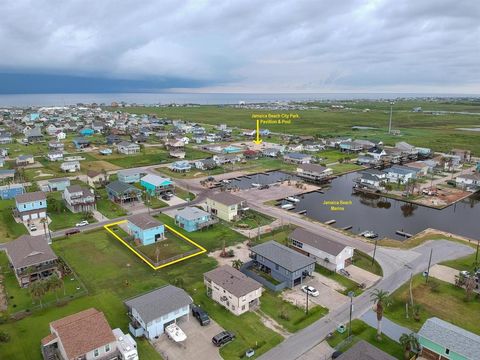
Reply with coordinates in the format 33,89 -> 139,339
225,171 -> 297,190
284,172 -> 480,240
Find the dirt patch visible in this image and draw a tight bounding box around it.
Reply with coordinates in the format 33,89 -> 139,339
256,310 -> 290,338
208,240 -> 251,267
84,160 -> 121,172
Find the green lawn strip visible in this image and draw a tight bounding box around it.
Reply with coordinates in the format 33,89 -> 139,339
136,231 -> 198,263
0,199 -> 28,242
440,252 -> 478,272
386,274 -> 480,334
326,319 -> 404,359
193,290 -> 283,360
155,214 -> 247,251
328,162 -> 365,174
257,225 -> 296,245
146,196 -> 168,209
351,250 -> 383,276
260,290 -> 328,333
174,186 -> 196,201
235,209 -> 275,229
107,152 -> 169,168
315,265 -> 363,297
156,166 -> 226,179
95,189 -> 127,218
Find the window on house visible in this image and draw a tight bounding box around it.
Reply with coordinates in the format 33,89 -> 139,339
105,344 -> 110,352
94,349 -> 99,357
275,264 -> 279,271
242,305 -> 246,310
445,349 -> 450,355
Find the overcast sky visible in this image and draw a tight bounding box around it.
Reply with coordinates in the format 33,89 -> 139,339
0,0 -> 479,93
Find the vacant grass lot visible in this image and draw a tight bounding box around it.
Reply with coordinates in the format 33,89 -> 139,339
351,250 -> 383,276
136,230 -> 200,263
260,290 -> 328,333
155,213 -> 246,251
386,274 -> 480,334
327,319 -> 403,359
95,189 -> 127,219
0,199 -> 28,242
441,252 -> 478,272
315,265 -> 363,297
235,209 -> 275,229
329,162 -> 365,175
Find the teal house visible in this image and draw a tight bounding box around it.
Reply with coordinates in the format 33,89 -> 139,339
418,317 -> 480,360
127,214 -> 165,246
79,128 -> 94,136
140,174 -> 173,196
175,206 -> 216,232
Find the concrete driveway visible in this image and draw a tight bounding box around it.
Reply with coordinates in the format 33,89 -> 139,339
282,274 -> 349,312
429,264 -> 459,285
153,318 -> 223,360
345,265 -> 381,288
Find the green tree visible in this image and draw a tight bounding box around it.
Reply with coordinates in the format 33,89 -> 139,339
399,333 -> 419,360
232,259 -> 244,270
46,274 -> 63,302
370,289 -> 392,340
29,281 -> 47,308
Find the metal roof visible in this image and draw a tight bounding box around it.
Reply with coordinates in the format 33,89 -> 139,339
251,240 -> 315,272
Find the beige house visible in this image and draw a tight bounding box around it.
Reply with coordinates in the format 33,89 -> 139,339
86,170 -> 109,187
204,265 -> 262,316
205,192 -> 247,222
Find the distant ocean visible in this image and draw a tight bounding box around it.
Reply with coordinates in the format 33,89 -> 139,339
0,92 -> 476,107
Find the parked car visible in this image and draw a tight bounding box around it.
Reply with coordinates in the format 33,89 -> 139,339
75,220 -> 89,227
212,331 -> 235,347
65,228 -> 81,236
192,305 -> 210,326
245,349 -> 255,358
301,285 -> 320,297
161,194 -> 172,201
28,224 -> 37,231
339,269 -> 351,277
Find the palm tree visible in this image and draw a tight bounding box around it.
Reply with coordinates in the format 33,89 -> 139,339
370,289 -> 392,340
29,281 -> 47,308
232,259 -> 244,270
399,333 -> 419,360
46,274 -> 63,302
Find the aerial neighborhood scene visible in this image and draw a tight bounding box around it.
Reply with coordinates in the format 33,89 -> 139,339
0,1 -> 480,360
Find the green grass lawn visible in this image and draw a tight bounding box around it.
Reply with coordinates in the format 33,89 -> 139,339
156,166 -> 226,179
174,186 -> 196,201
329,162 -> 365,174
315,265 -> 363,297
146,196 -> 168,209
386,274 -> 480,334
326,319 -> 404,359
156,213 -> 247,251
260,290 -> 328,333
351,250 -> 383,276
0,199 -> 28,242
255,225 -> 296,246
440,252 -> 478,272
235,210 -> 275,229
46,192 -> 96,231
95,189 -> 127,219
136,230 -> 199,263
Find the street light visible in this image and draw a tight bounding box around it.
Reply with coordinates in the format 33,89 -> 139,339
348,291 -> 355,337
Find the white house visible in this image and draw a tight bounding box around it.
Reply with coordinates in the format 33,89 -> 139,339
60,161 -> 81,173
116,141 -> 140,155
296,163 -> 333,181
289,228 -> 354,272
456,173 -> 480,191
204,265 -> 263,316
124,286 -> 192,340
367,147 -> 387,160
384,165 -> 419,184
46,151 -> 64,162
56,131 -> 66,141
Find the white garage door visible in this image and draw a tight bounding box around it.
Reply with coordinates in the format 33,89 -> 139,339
31,213 -> 38,220
39,212 -> 46,218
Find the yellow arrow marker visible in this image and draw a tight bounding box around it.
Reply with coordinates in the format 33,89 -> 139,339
253,119 -> 262,144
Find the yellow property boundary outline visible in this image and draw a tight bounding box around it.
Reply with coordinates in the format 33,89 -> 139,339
104,220 -> 207,270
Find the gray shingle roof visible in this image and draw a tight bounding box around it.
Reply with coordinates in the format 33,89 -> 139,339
297,163 -> 328,173
418,317 -> 480,359
208,192 -> 244,206
5,235 -> 57,269
128,213 -> 162,230
251,240 -> 315,272
15,191 -> 46,203
124,285 -> 192,324
337,340 -> 396,360
289,228 -> 349,256
106,180 -> 140,194
175,206 -> 210,221
204,265 -> 262,297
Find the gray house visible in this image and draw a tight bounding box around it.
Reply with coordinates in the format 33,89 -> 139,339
249,240 -> 315,288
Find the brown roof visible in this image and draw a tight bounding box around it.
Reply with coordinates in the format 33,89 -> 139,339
204,265 -> 262,297
41,333 -> 57,346
87,170 -> 100,178
15,191 -> 46,203
66,185 -> 93,197
49,308 -> 115,359
4,235 -> 57,269
298,163 -> 328,173
337,340 -> 396,360
207,192 -> 244,206
128,213 -> 163,230
289,228 -> 350,256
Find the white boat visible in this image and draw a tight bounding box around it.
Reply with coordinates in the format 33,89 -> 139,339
251,183 -> 261,187
281,203 -> 295,210
360,231 -> 378,239
286,196 -> 300,203
220,179 -> 231,184
165,323 -> 187,342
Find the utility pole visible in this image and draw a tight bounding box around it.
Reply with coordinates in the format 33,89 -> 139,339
348,291 -> 354,337
371,238 -> 378,266
388,102 -> 394,134
475,239 -> 479,269
425,248 -> 433,283
305,289 -> 309,315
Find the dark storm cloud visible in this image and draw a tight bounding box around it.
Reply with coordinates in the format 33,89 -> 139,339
0,0 -> 478,93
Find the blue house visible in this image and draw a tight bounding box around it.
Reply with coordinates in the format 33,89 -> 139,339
79,128 -> 94,136
175,206 -> 216,232
73,138 -> 90,149
168,160 -> 191,173
0,184 -> 24,200
47,178 -> 71,191
140,174 -> 173,196
15,191 -> 47,222
248,241 -> 315,289
118,169 -> 144,184
125,285 -> 193,339
127,214 -> 165,246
